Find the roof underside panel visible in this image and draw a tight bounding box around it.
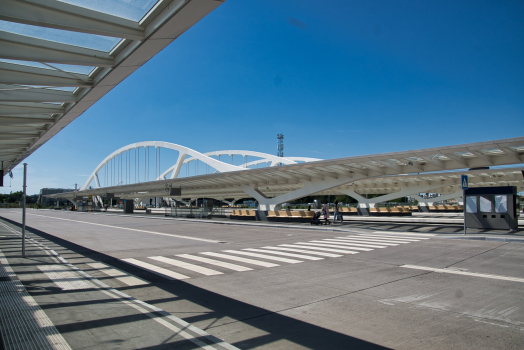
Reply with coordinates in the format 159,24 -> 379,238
0,0 -> 226,173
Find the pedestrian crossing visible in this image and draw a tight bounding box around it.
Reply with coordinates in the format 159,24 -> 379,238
91,231 -> 435,284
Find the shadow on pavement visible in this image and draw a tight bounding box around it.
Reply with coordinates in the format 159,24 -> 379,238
0,216 -> 390,350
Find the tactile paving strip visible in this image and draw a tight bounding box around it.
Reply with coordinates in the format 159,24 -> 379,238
0,249 -> 72,350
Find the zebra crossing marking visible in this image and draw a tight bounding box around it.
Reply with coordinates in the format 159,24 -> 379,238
295,242 -> 369,252
323,238 -> 391,248
176,254 -> 253,272
200,252 -> 280,267
87,262 -> 149,286
243,248 -> 324,260
279,244 -> 359,254
365,233 -> 430,240
222,250 -> 303,264
334,237 -> 400,246
355,235 -> 422,242
373,231 -> 436,237
310,239 -> 386,249
118,232 -> 432,281
122,258 -> 190,280
149,256 -> 223,276
261,246 -> 342,257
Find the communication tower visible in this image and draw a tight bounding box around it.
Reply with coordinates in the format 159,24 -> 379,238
277,134 -> 284,157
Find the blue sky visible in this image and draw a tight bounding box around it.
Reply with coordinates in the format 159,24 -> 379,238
3,0 -> 524,195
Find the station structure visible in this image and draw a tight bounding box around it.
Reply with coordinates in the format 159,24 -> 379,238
51,137 -> 524,215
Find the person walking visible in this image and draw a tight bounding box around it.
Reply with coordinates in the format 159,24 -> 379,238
322,203 -> 330,225
333,201 -> 343,224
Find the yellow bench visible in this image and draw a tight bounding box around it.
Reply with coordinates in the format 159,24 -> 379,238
267,210 -> 315,218
231,209 -> 256,217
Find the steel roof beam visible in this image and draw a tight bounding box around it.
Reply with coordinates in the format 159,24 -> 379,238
0,116 -> 55,125
0,31 -> 114,67
0,0 -> 145,40
0,87 -> 77,103
0,67 -> 92,87
0,104 -> 64,115
0,134 -> 38,140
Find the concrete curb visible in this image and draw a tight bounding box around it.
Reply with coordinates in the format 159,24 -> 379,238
437,236 -> 524,243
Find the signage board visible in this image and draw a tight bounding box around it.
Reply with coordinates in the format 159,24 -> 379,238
461,175 -> 468,190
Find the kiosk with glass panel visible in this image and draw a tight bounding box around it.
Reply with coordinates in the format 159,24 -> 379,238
464,186 -> 518,230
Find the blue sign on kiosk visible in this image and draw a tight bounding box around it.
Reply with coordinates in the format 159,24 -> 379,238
461,175 -> 468,190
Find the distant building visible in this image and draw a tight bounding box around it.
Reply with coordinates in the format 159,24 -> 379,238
38,188 -> 74,205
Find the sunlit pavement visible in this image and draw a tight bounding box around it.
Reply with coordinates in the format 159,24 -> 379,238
1,209 -> 523,349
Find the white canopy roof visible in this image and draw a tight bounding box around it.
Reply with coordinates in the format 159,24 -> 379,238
0,0 -> 225,173
52,136 -> 524,201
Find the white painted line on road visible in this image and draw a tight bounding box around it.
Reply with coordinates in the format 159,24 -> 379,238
243,248 -> 324,260
222,250 -> 303,264
86,262 -> 149,286
201,252 -> 280,267
177,254 -> 253,272
373,231 -> 436,237
315,239 -> 387,249
299,242 -> 373,251
357,234 -> 422,242
262,246 -> 342,257
401,265 -> 524,283
149,256 -> 223,276
332,237 -> 399,246
37,264 -> 95,290
345,236 -> 411,244
25,213 -> 220,243
122,258 -> 190,280
279,244 -> 359,254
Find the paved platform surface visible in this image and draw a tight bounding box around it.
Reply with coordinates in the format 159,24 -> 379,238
1,209 -> 524,349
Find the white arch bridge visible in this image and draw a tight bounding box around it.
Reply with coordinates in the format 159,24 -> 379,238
61,137 -> 524,213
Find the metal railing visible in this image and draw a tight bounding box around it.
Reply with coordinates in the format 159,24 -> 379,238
167,206 -> 225,218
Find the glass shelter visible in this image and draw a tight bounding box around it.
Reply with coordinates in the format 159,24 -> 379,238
464,186 -> 519,230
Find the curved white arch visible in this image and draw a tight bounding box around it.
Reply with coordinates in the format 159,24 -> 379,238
160,150 -> 322,179
81,141 -> 244,190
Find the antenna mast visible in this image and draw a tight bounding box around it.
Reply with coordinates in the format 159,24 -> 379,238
277,134 -> 284,157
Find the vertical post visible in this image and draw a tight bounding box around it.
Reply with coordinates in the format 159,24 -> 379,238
22,163 -> 27,257
463,189 -> 466,235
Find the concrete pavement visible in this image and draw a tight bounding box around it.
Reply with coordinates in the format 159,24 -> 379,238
1,209 -> 523,349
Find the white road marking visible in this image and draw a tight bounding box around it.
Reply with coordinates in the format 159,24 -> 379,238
222,250 -> 303,264
314,239 -> 387,249
37,265 -> 95,290
149,256 -> 223,276
401,265 -> 524,283
261,246 -> 342,257
176,254 -> 253,272
122,258 -> 190,280
332,237 -> 399,246
279,244 -> 359,254
345,236 -> 411,244
86,262 -> 148,286
201,252 -> 279,267
298,242 -> 373,251
25,213 -> 219,243
356,234 -> 422,242
243,248 -> 323,260
373,231 -> 436,237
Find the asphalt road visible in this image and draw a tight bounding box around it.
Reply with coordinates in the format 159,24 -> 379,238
1,209 -> 523,350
